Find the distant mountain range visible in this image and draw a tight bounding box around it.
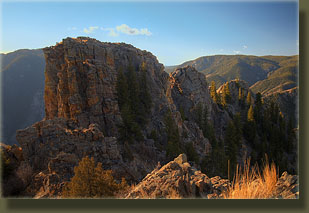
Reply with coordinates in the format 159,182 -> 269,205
1,49 -> 45,145
165,55 -> 298,95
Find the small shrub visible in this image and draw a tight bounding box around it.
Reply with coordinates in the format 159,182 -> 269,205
62,156 -> 129,198
185,142 -> 199,164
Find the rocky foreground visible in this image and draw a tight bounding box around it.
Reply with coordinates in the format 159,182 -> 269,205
126,154 -> 298,199
126,154 -> 229,198
1,144 -> 298,199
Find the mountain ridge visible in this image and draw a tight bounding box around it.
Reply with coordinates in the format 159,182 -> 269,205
165,54 -> 298,89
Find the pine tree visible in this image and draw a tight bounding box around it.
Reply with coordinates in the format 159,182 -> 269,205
238,87 -> 242,101
221,82 -> 231,107
269,101 -> 280,124
225,121 -> 238,178
246,91 -> 252,105
286,117 -> 296,154
238,87 -> 245,108
224,82 -> 231,103
243,105 -> 257,145
118,103 -> 142,143
116,68 -> 129,111
127,64 -> 140,120
164,110 -> 181,159
254,92 -> 263,124
185,142 -> 199,164
233,112 -> 242,146
116,64 -> 152,143
62,156 -> 128,198
247,105 -> 254,122
137,63 -> 152,125
195,102 -> 203,129
210,81 -> 218,103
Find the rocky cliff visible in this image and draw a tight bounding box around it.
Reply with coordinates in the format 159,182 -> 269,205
14,37 -> 216,197
43,37 -> 167,136
10,37 -> 297,198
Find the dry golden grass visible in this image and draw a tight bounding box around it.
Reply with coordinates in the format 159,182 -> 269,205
223,156 -> 278,199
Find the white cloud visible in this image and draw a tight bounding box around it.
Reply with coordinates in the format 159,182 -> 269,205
83,26 -> 99,34
84,25 -> 152,37
139,28 -> 152,36
296,40 -> 299,46
101,27 -> 119,37
115,24 -> 152,36
233,50 -> 241,54
243,45 -> 248,49
108,29 -> 119,37
219,49 -> 224,52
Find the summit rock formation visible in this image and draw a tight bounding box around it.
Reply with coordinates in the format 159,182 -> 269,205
14,37 -> 216,197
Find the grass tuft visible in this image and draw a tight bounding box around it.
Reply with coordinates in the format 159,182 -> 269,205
224,155 -> 278,199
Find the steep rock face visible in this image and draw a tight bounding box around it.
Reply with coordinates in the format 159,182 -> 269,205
168,66 -> 213,157
263,87 -> 298,123
126,154 -> 230,198
15,37 -> 174,197
169,66 -> 213,120
43,37 -> 168,137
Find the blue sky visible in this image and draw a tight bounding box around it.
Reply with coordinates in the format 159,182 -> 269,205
1,1 -> 298,65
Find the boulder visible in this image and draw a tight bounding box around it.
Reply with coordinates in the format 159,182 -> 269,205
126,154 -> 230,198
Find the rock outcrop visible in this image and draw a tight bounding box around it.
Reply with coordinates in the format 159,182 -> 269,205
16,118 -> 121,172
15,37 -> 174,197
272,171 -> 299,199
168,66 -> 213,157
43,37 -> 167,136
126,154 -> 299,199
169,66 -> 213,117
263,87 -> 298,123
15,37 -> 217,197
126,154 -> 230,198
